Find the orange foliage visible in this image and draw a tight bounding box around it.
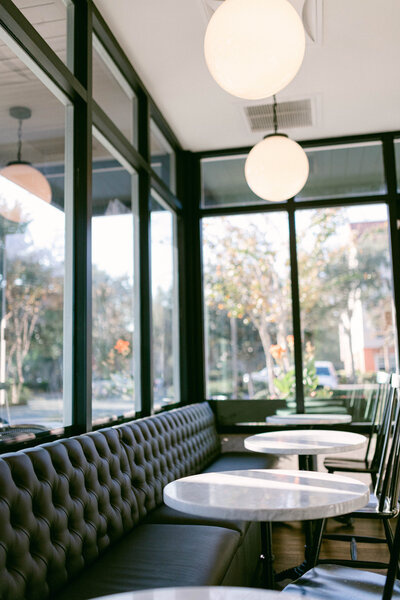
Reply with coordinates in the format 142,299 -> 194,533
114,339 -> 130,356
269,344 -> 286,360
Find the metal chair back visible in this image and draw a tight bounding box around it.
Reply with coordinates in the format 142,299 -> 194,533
377,374 -> 400,514
371,375 -> 396,478
382,455 -> 400,599
363,372 -> 391,465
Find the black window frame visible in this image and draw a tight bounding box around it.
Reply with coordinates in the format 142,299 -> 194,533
195,131 -> 400,418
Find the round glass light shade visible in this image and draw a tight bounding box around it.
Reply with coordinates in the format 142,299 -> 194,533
204,0 -> 306,100
245,134 -> 309,201
0,162 -> 51,222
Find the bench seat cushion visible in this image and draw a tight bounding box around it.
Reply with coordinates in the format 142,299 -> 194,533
144,503 -> 249,536
144,451 -> 275,538
53,524 -> 241,600
203,451 -> 277,472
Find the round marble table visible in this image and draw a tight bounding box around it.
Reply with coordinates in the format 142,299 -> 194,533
244,429 -> 366,470
164,469 -> 369,523
93,587 -> 300,600
163,469 -> 369,588
266,413 -> 352,425
244,429 -> 367,581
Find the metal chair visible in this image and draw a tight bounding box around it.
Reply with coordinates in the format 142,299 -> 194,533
282,524 -> 400,599
324,371 -> 392,487
314,374 -> 400,571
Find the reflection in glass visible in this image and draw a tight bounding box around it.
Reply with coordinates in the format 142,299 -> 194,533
150,192 -> 179,410
92,137 -> 137,423
201,155 -> 269,208
296,142 -> 386,201
150,121 -> 176,193
202,213 -> 293,401
12,0 -> 73,68
93,36 -> 136,145
0,43 -> 67,432
394,139 -> 400,192
297,205 -> 396,417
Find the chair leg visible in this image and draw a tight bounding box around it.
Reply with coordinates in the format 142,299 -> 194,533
382,519 -> 400,578
350,537 -> 357,560
383,518 -> 394,553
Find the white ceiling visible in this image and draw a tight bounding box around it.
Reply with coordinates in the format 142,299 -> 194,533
94,0 -> 400,152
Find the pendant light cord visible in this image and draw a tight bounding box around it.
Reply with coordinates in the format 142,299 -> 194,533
17,118 -> 23,162
273,94 -> 278,134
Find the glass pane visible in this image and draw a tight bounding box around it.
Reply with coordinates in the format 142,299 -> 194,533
93,36 -> 136,146
92,137 -> 138,423
0,36 -> 68,436
12,0 -> 73,68
297,205 -> 397,418
394,139 -> 400,192
296,142 -> 386,201
150,120 -> 176,193
201,155 -> 272,208
150,191 -> 179,410
202,213 -> 293,409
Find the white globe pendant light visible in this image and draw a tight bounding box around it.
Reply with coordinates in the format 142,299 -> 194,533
204,0 -> 306,100
244,97 -> 309,201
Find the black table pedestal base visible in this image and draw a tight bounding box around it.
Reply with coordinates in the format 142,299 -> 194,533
260,521 -> 275,588
274,559 -> 309,582
274,518 -> 325,582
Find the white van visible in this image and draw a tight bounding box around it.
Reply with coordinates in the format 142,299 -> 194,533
315,361 -> 339,389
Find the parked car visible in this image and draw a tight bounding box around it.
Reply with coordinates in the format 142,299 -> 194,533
243,367 -> 269,384
315,361 -> 339,389
243,360 -> 338,389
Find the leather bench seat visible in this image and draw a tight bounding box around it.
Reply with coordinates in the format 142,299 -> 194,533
53,524 -> 241,600
144,503 -> 250,536
202,451 -> 276,473
0,402 -> 269,599
145,450 -> 275,537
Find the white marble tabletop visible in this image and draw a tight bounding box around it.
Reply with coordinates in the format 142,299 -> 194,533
94,587 -> 299,600
266,413 -> 352,425
244,429 -> 366,456
163,469 -> 369,522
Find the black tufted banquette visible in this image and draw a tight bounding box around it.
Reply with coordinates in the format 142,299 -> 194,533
0,402 -> 271,600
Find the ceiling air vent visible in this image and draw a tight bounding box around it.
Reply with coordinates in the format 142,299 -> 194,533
244,99 -> 313,133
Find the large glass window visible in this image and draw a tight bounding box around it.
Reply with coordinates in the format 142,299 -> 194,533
12,0 -> 73,68
296,142 -> 386,201
202,213 -> 293,403
297,205 -> 396,415
150,191 -> 179,411
0,31 -> 70,435
92,134 -> 138,424
93,36 -> 137,146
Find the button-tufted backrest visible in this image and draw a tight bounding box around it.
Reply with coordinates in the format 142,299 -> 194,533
116,402 -> 221,513
0,402 -> 220,600
0,427 -> 141,599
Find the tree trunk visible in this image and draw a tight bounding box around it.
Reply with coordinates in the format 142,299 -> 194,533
230,316 -> 239,398
258,323 -> 276,396
342,308 -> 356,383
